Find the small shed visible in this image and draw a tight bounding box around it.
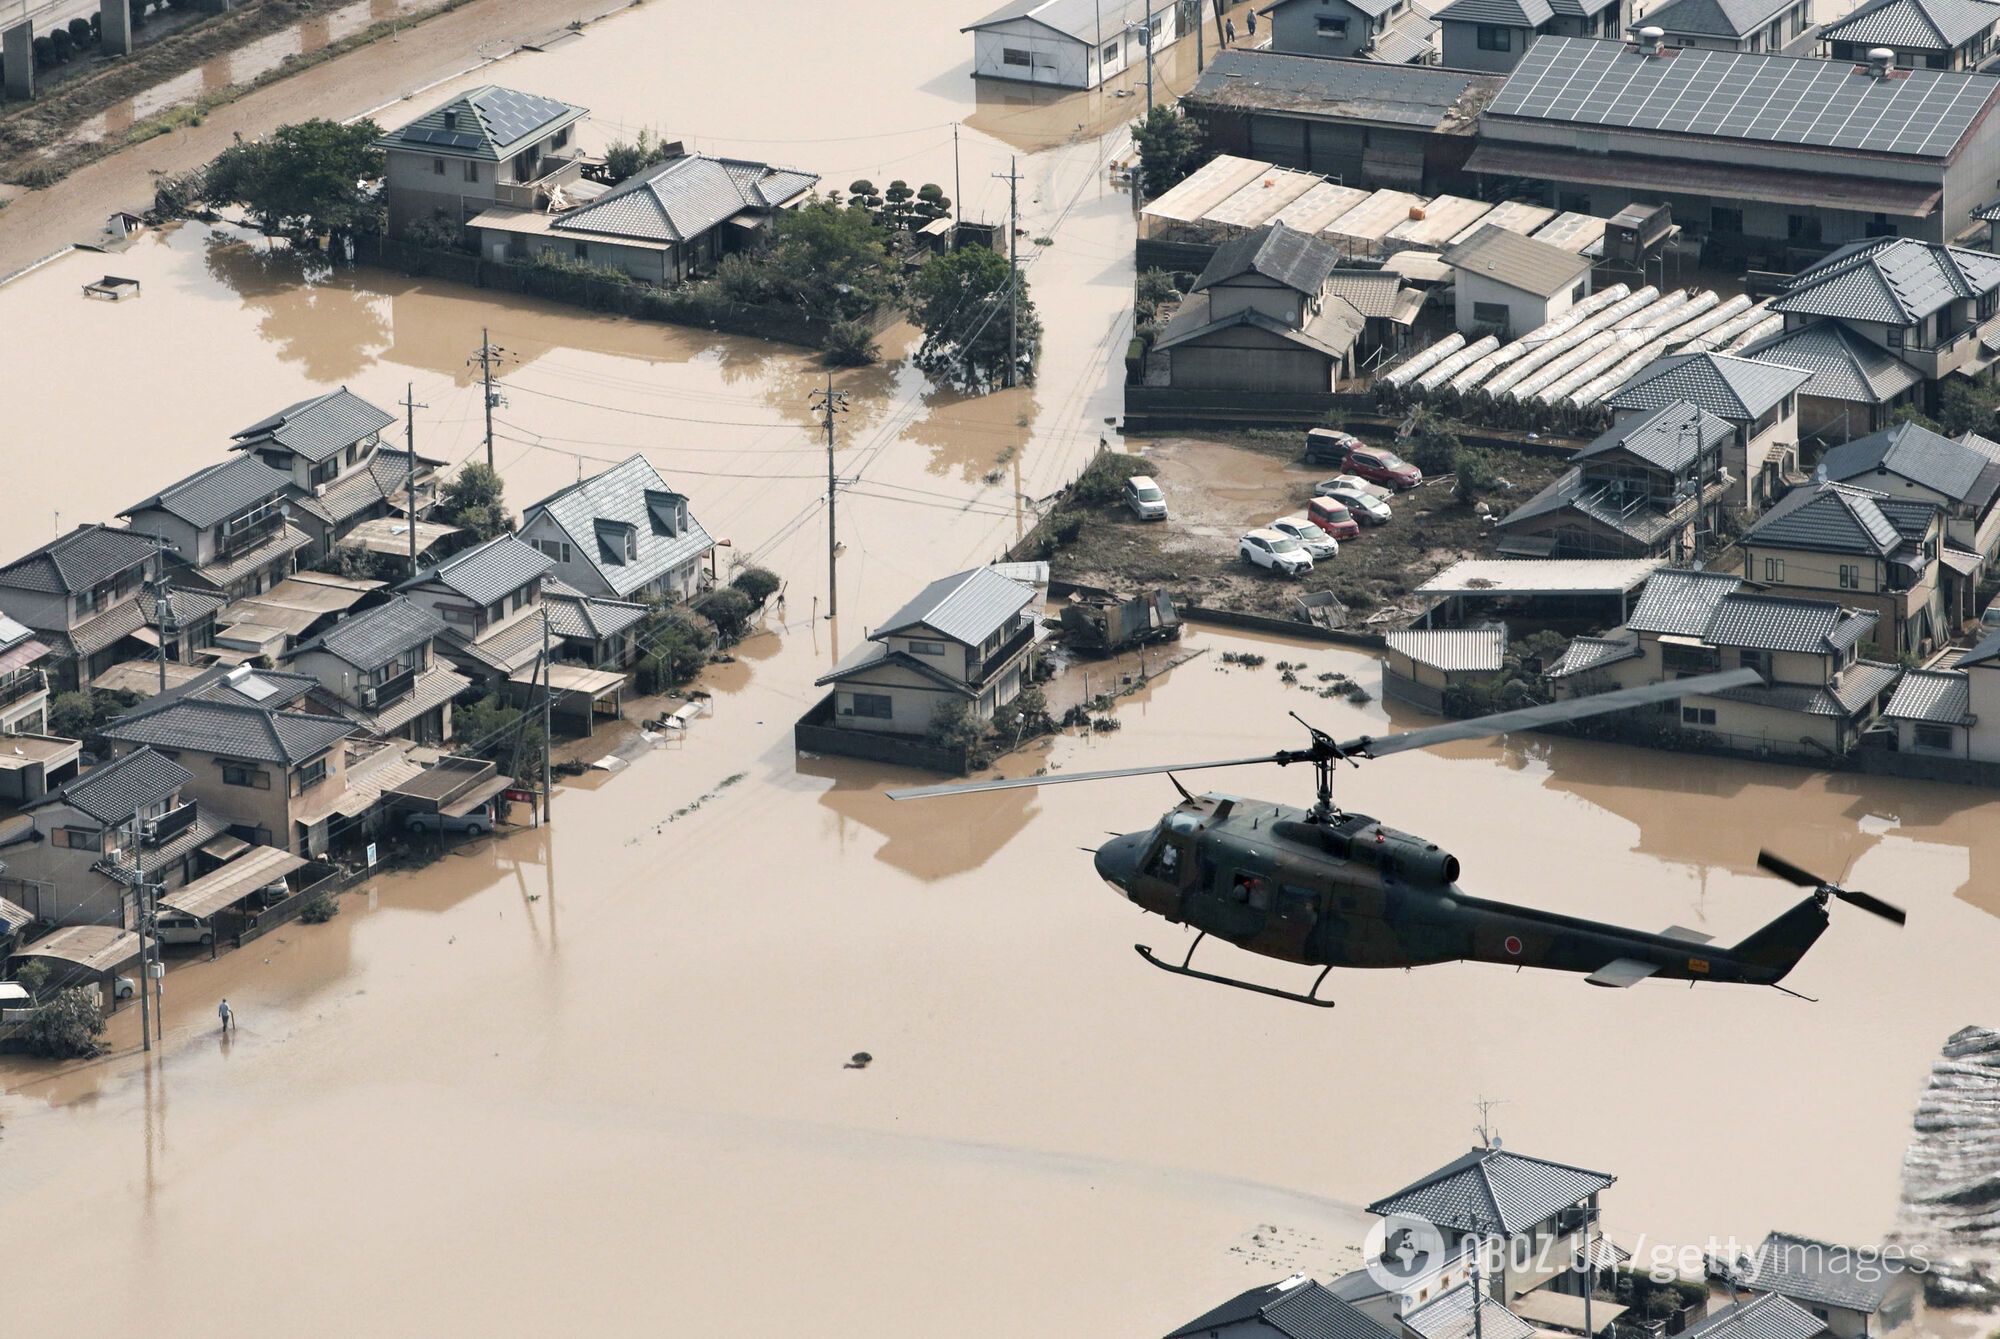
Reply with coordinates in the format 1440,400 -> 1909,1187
1417,557 -> 1666,626
1382,624 -> 1508,710
1440,223 -> 1594,337
8,924 -> 141,998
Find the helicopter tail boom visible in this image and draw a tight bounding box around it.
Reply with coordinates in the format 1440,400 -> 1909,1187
1726,894 -> 1831,983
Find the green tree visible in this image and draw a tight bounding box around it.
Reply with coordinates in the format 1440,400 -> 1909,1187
730,566 -> 782,605
22,986 -> 106,1060
14,960 -> 50,1001
601,128 -> 675,184
1455,449 -> 1499,505
634,607 -> 715,693
1890,404 -> 1942,432
1406,408 -> 1464,476
927,698 -> 993,770
1131,106 -> 1205,198
454,693 -> 543,765
698,587 -> 754,642
914,183 -> 952,225
47,689 -> 136,740
757,200 -> 897,321
204,118 -> 385,237
822,316 -> 879,367
1936,379 -> 2000,437
907,244 -> 1042,391
882,179 -> 916,229
438,462 -> 513,541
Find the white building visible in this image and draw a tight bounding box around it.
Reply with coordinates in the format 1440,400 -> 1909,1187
520,454 -> 714,604
963,0 -> 1183,89
1439,222 -> 1592,337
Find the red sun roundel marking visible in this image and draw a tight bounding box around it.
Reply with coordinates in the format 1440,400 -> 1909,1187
1504,935 -> 1523,956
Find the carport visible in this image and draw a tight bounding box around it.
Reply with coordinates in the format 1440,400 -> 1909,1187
8,924 -> 141,1001
158,846 -> 308,958
1416,558 -> 1665,629
508,664 -> 626,736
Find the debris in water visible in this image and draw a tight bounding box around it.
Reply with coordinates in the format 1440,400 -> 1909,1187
845,1052 -> 873,1070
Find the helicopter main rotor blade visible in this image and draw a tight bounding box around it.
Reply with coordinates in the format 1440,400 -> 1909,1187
1340,668 -> 1763,758
887,754 -> 1288,801
1836,889 -> 1907,926
1757,850 -> 1905,925
1756,850 -> 1824,888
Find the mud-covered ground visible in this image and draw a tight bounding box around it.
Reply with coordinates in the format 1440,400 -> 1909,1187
1052,435 -> 1566,623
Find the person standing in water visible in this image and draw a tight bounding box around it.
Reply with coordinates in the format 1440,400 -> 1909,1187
218,998 -> 234,1033
1225,16 -> 1237,43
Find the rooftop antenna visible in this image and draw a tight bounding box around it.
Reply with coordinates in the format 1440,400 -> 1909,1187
1474,1096 -> 1506,1150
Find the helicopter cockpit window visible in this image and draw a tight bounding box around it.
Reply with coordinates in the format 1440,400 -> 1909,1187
1166,812 -> 1201,836
1148,842 -> 1182,879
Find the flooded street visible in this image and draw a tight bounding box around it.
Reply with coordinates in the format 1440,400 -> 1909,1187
2,2 -> 1996,1334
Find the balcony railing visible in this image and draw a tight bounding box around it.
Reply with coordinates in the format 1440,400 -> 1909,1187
969,621 -> 1037,685
361,665 -> 419,710
0,668 -> 46,710
492,153 -> 589,208
142,800 -> 198,848
215,509 -> 285,558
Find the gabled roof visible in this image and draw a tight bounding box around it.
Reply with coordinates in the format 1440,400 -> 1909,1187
1818,420 -> 2000,509
1402,1282 -> 1537,1339
60,748 -> 193,826
402,534 -> 554,606
524,455 -> 714,599
1435,0 -> 1553,27
875,568 -> 1036,646
121,455 -> 293,530
551,154 -> 819,245
1439,222 -> 1590,298
1164,1277 -> 1394,1339
1822,0 -> 2000,50
1884,666 -> 1972,723
1495,468 -> 1692,545
1959,625 -> 2000,665
1155,291 -> 1364,361
1604,352 -> 1810,422
1738,321 -> 1922,407
1706,593 -> 1877,654
962,0 -> 1161,40
1775,238 -> 2000,325
1548,633 -> 1643,677
1574,399 -> 1732,472
1736,1233 -> 1910,1314
1385,625 -> 1507,673
290,596 -> 444,669
1683,1293 -> 1829,1339
104,698 -> 354,765
1194,222 -> 1344,297
1745,480 -> 1936,556
0,525 -> 159,596
1642,0 -> 1796,38
378,85 -> 586,161
231,387 -> 397,464
316,447 -> 442,525
1624,568 -> 1744,636
542,580 -> 649,642
1323,269 -> 1409,319
1367,1147 -> 1615,1235
813,638 -> 977,696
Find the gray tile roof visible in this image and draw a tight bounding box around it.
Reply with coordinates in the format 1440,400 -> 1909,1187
876,567 -> 1037,646
1642,0 -> 1796,37
122,456 -> 294,531
1403,1282 -> 1537,1339
1818,420 -> 1998,508
315,447 -> 439,525
1745,481 -> 1928,556
231,387 -> 396,465
187,666 -> 320,709
104,698 -> 355,765
1439,223 -> 1590,298
1385,624 -> 1508,672
543,580 -> 648,642
290,596 -> 444,669
326,665 -> 470,735
1960,625 -> 2000,665
1574,398 -> 1732,471
61,747 -> 193,826
1683,1294 -> 1829,1339
1547,0 -> 1620,18
523,455 -> 713,599
1367,1148 -> 1615,1235
1186,50 -> 1502,132
403,534 -> 554,607
1736,1233 -> 1910,1313
1195,222 -> 1345,296
1774,238 -> 2000,325
1604,352 -> 1810,422
193,522 -> 313,590
0,525 -> 160,596
1625,568 -> 1745,636
1435,0 -> 1552,27
1823,0 -> 2000,49
1165,1278 -> 1393,1339
1548,633 -> 1643,676
1707,593 -> 1877,653
1739,321 -> 1922,407
379,85 -> 585,160
814,638 -> 978,697
1155,291 -> 1364,360
552,154 -> 818,245
1884,666 -> 1972,722
1324,269 -> 1409,319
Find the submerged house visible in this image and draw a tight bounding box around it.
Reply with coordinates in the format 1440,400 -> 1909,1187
1730,1231 -> 1922,1337
468,153 -> 820,285
228,388 -> 443,556
121,456 -> 312,603
377,85 -> 591,238
962,0 -> 1182,89
520,454 -> 715,603
285,596 -> 468,745
1261,0 -> 1441,64
397,535 -> 555,690
0,525 -> 214,692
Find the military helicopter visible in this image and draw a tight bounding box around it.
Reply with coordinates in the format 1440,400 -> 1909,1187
890,668 -> 1904,1006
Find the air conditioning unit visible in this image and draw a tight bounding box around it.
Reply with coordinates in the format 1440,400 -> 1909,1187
360,686 -> 379,708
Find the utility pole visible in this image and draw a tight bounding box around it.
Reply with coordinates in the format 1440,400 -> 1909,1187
132,824 -> 151,1053
539,608 -> 553,826
1197,0 -> 1205,72
402,382 -> 427,581
1471,1256 -> 1484,1339
993,157 -> 1022,389
1581,1199 -> 1596,1339
810,376 -> 850,618
1145,0 -> 1156,112
467,328 -> 507,470
952,123 -> 962,230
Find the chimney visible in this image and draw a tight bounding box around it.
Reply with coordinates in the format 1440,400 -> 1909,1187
443,109 -> 458,130
1634,25 -> 1665,54
1867,46 -> 1895,76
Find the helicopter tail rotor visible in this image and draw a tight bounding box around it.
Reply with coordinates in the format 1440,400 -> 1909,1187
1756,850 -> 1906,926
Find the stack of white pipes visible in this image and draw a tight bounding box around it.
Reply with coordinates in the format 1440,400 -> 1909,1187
1483,286 -> 1662,399
1446,283 -> 1635,393
1663,294 -> 1753,352
1380,332 -> 1466,387
1675,299 -> 1767,354
1723,314 -> 1784,352
1415,335 -> 1501,392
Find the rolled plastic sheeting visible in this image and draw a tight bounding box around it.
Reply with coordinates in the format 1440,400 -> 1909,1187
1381,332 -> 1466,387
1449,283 -> 1636,393
1616,289 -> 1693,332
1512,328 -> 1633,401
1534,329 -> 1657,404
1567,331 -> 1684,408
1665,295 -> 1755,353
1484,287 -> 1661,398
1415,335 -> 1501,392
1723,314 -> 1784,352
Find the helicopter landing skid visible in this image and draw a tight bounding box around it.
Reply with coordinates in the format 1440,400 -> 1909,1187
1135,935 -> 1337,1008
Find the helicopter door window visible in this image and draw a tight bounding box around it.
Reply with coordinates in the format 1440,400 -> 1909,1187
1231,873 -> 1269,908
1148,842 -> 1183,879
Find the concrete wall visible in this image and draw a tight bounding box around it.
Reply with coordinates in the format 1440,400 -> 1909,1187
1439,20 -> 1538,71
1453,269 -> 1576,337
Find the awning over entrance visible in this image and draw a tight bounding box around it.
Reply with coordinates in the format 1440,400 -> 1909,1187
510,664 -> 627,699
1465,144 -> 1943,218
14,924 -> 140,973
1510,1289 -> 1628,1335
158,846 -> 307,920
440,774 -> 514,819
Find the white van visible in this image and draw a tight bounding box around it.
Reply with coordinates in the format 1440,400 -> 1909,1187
1123,474 -> 1168,521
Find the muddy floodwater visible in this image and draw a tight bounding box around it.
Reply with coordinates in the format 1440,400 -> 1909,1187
2,2 -> 1996,1334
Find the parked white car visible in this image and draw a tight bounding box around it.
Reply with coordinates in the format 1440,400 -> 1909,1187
1317,485 -> 1392,526
406,808 -> 496,837
155,912 -> 214,947
1314,474 -> 1391,501
1269,516 -> 1339,560
1123,474 -> 1168,521
1238,528 -> 1314,577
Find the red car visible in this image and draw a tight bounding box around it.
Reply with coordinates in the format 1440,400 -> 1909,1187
1344,444 -> 1423,491
1307,496 -> 1362,541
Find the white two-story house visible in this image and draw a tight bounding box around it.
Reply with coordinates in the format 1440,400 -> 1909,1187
376,85 -> 590,240
520,454 -> 714,604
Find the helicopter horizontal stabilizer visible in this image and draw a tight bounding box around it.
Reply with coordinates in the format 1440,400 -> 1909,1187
1660,926 -> 1713,945
1585,958 -> 1661,988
